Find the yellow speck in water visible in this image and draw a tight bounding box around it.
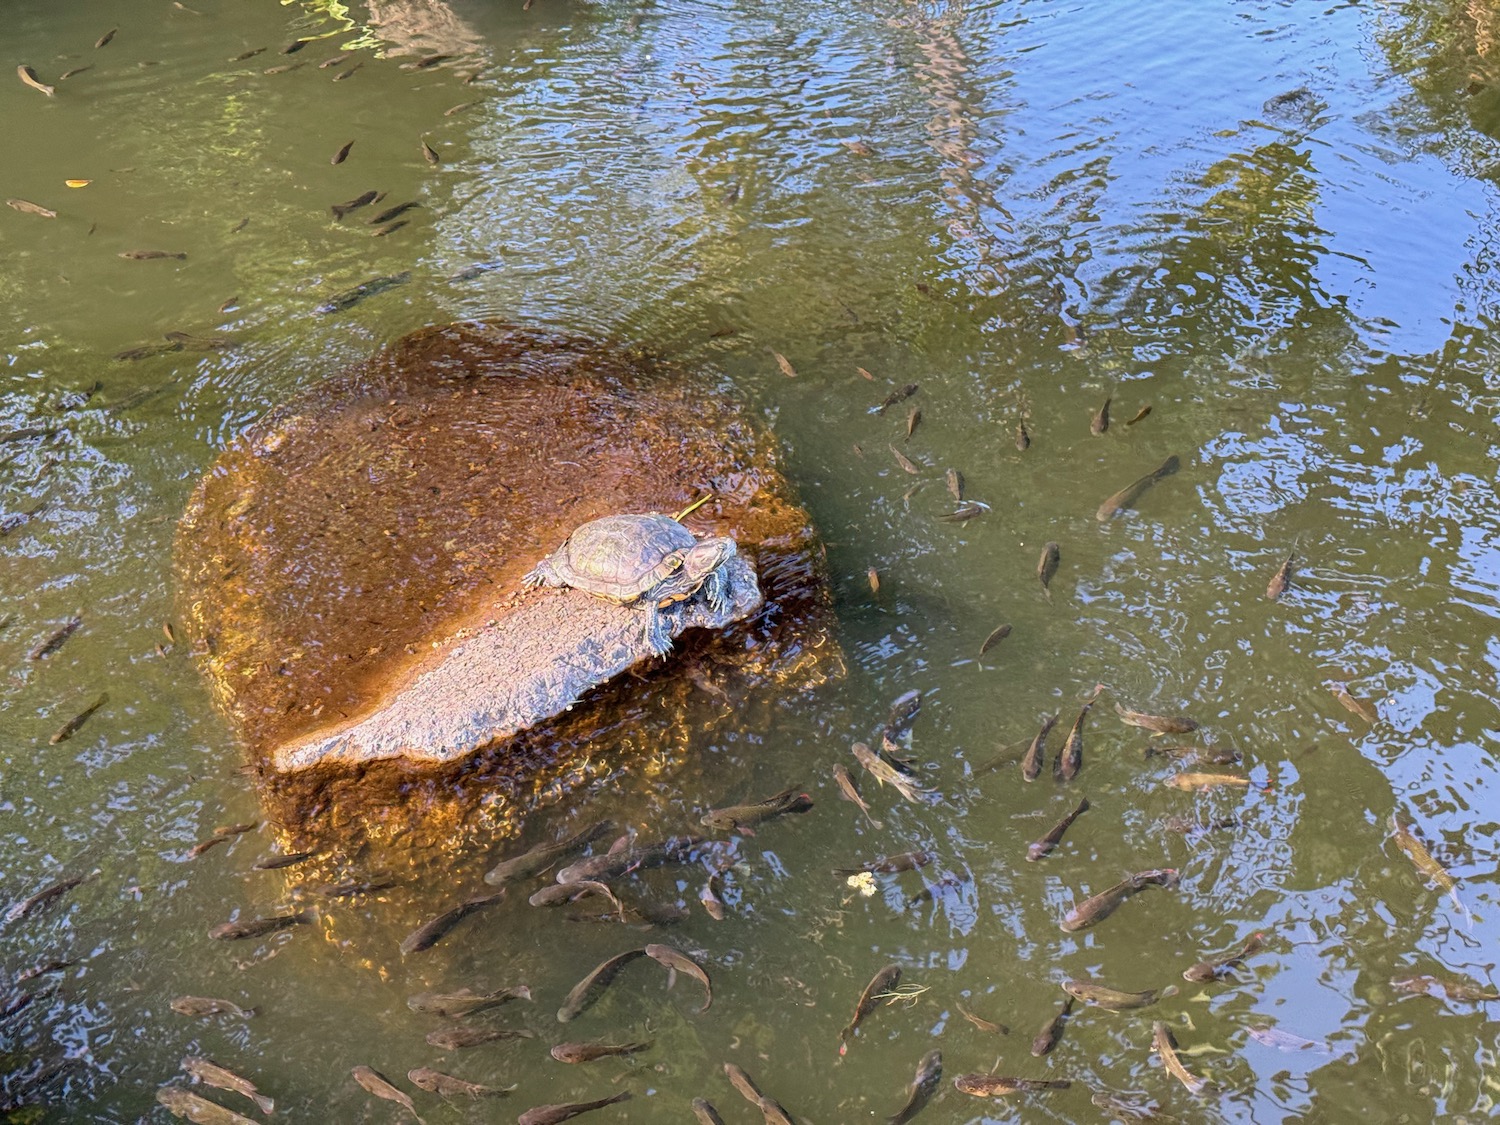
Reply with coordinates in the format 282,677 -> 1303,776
846,872 -> 877,897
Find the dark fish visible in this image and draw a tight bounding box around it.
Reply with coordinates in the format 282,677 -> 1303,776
1054,689 -> 1100,782
156,1087 -> 259,1125
5,871 -> 97,923
1185,932 -> 1267,982
95,28 -> 118,48
1034,542 -> 1060,601
1020,714 -> 1058,782
281,39 -> 307,54
48,692 -> 108,744
979,623 -> 1011,656
8,197 -> 57,218
16,958 -> 76,982
1061,868 -> 1179,932
1091,396 -> 1111,434
549,1040 -> 652,1063
315,270 -> 411,314
1096,454 -> 1180,521
351,1066 -> 422,1120
251,851 -> 316,870
399,889 -> 504,954
1026,795 -> 1089,861
408,984 -> 532,1018
208,908 -> 315,941
119,249 -> 187,260
444,100 -> 477,116
421,139 -> 440,165
1391,974 -> 1500,1002
17,65 -> 54,96
888,1048 -> 941,1125
945,468 -> 964,501
691,1099 -> 726,1125
1114,702 -> 1197,734
871,383 -> 918,414
370,200 -> 420,225
557,948 -> 648,1021
28,615 -> 82,660
214,822 -> 257,837
1016,421 -> 1030,450
180,1057 -> 274,1115
840,963 -> 902,1054
955,1002 -> 1007,1035
938,501 -> 990,521
0,425 -> 59,443
407,1066 -> 515,1097
556,834 -> 704,884
330,140 -> 354,165
835,851 -> 933,877
701,787 -> 813,834
644,943 -> 712,1013
1125,404 -> 1152,425
485,819 -> 615,886
59,66 -> 93,79
306,879 -> 394,897
114,340 -> 182,361
318,52 -> 351,69
1152,1021 -> 1215,1096
333,64 -> 361,80
425,1025 -> 535,1050
1265,553 -> 1295,599
517,1092 -> 631,1125
851,743 -> 929,804
832,764 -> 882,829
163,331 -> 235,351
905,406 -> 922,441
329,190 -> 378,220
954,1075 -> 1072,1096
229,48 -> 266,62
403,54 -> 455,69
529,881 -> 623,916
889,444 -> 919,475
170,996 -> 255,1019
1031,996 -> 1073,1056
1062,978 -> 1170,1010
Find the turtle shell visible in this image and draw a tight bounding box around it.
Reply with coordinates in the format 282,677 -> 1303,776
552,514 -> 699,602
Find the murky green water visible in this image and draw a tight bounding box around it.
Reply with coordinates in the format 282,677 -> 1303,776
6,0 -> 1500,1121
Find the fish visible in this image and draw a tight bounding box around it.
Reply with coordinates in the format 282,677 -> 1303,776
1245,1025 -> 1329,1052
370,200 -> 420,225
1330,683 -> 1379,723
1165,772 -> 1253,791
444,100 -> 477,116
1061,868 -> 1179,932
945,468 -> 964,502
529,880 -> 625,917
399,889 -> 505,954
1389,812 -> 1466,915
333,64 -> 361,80
1020,714 -> 1058,782
1391,974 -> 1500,1002
1096,454 -> 1180,521
485,819 -> 615,886
1091,396 -> 1111,434
421,139 -> 440,165
938,500 -> 990,521
1114,703 -> 1197,733
28,615 -> 82,660
832,764 -> 883,829
119,250 -> 187,260
170,996 -> 255,1019
214,822 -> 257,837
953,1075 -> 1072,1096
251,851 -> 316,870
839,963 -> 902,1054
851,742 -> 930,804
407,984 -> 532,1018
979,623 -> 1011,656
645,943 -> 712,1012
17,65 -> 54,96
262,62 -> 304,74
872,383 -> 918,414
691,1099 -> 726,1125
888,1048 -> 941,1125
156,1087 -> 259,1125
771,350 -> 797,377
180,1057 -> 274,1115
1030,997 -> 1073,1056
955,1002 -> 1007,1035
425,1025 -> 535,1049
329,190 -> 378,220
835,851 -> 933,876
557,948 -> 648,1021
316,270 -> 411,315
556,834 -> 704,884
208,908 -> 315,941
1037,542 -> 1060,599
1062,978 -> 1171,1010
330,140 -> 354,165
351,1066 -> 422,1120
229,48 -> 266,62
1026,795 -> 1090,861
48,692 -> 108,744
904,406 -> 922,442
723,1065 -> 795,1125
164,332 -> 235,351
1054,689 -> 1101,782
407,1067 -> 515,1097
306,879 -> 395,897
867,566 -> 880,593
281,39 -> 307,54
1016,421 -> 1030,450
95,28 -> 118,48
889,444 -> 919,475
699,871 -> 727,920
517,1092 -> 631,1125
402,54 -> 455,69
16,958 -> 76,982
1266,552 -> 1295,600
1184,932 -> 1267,982
318,53 -> 351,69
59,66 -> 93,79
701,788 -> 813,834
5,871 -> 97,923
549,1040 -> 652,1063
1152,1021 -> 1215,1096
7,198 -> 57,218
1125,405 -> 1152,425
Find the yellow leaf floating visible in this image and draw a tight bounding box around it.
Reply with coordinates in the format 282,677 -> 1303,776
64,179 -> 92,188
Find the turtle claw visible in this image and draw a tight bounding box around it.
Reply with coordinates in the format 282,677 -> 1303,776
643,605 -> 675,658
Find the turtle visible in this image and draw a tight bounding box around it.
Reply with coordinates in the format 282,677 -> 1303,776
522,513 -> 738,656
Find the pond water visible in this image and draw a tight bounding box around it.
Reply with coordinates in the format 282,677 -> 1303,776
5,0 -> 1500,1121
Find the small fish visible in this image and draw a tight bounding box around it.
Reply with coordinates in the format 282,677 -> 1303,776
95,27 -> 118,48
1266,552 -> 1295,600
229,48 -> 266,62
557,948 -> 648,1022
119,249 -> 187,260
444,100 -> 477,116
164,331 -> 234,351
1020,714 -> 1058,782
1165,772 -> 1253,791
1152,1021 -> 1215,1096
408,984 -> 532,1018
1062,978 -> 1170,1010
517,1092 -> 631,1125
1184,932 -> 1267,982
691,1099 -> 726,1125
889,444 -> 919,475
262,62 -> 303,74
1091,1091 -> 1163,1120
318,53 -> 352,69
402,54 -> 455,69
839,963 -> 902,1054
556,834 -> 704,884
1125,404 -> 1152,425
60,67 -> 95,80
425,1025 -> 535,1050
16,958 -> 76,982
306,879 -> 395,897
549,1040 -> 652,1063
351,1066 -> 422,1120
1027,795 -> 1089,861
529,881 -> 623,914
944,471 -> 965,504
370,200 -> 420,225
316,271 -> 411,314
1389,811 -> 1465,914
48,692 -> 108,744
399,889 -> 505,954
724,1063 -> 763,1102
330,140 -> 354,165
208,908 -> 315,941
156,1087 -> 258,1125
181,1057 -> 274,1115
1096,454 -> 1180,521
905,406 -> 922,441
1016,421 -> 1030,450
645,943 -> 713,1012
833,763 -> 883,829
1031,997 -> 1073,1056
170,996 -> 255,1019
333,64 -> 361,80
407,1066 -> 515,1097
251,851 -> 316,870
1114,703 -> 1197,733
1330,683 -> 1379,723
421,139 -> 440,165
843,138 -> 874,155
7,197 -> 57,218
1091,396 -> 1111,434
770,350 -> 797,377
699,870 -> 727,920
5,871 -> 97,923
214,822 -> 256,837
485,819 -> 615,886
28,616 -> 82,660
281,39 -> 307,54
17,65 -> 54,96
1036,542 -> 1060,600
1054,689 -> 1100,782
329,190 -> 378,220
1245,1025 -> 1329,1052
701,787 -> 813,834
867,566 -> 880,594
1061,868 -> 1179,932
872,383 -> 918,414
836,851 -> 933,877
979,623 -> 1011,656
889,1048 -> 942,1125
856,367 -> 875,380
953,1075 -> 1072,1096
1392,974 -> 1500,1001
938,500 -> 990,521
851,742 -> 930,804
955,1003 -> 1007,1035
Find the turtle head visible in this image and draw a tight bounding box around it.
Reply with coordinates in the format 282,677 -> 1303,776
656,535 -> 737,604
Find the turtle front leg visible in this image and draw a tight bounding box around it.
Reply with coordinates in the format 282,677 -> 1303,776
702,566 -> 731,616
641,601 -> 675,657
522,557 -> 563,590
